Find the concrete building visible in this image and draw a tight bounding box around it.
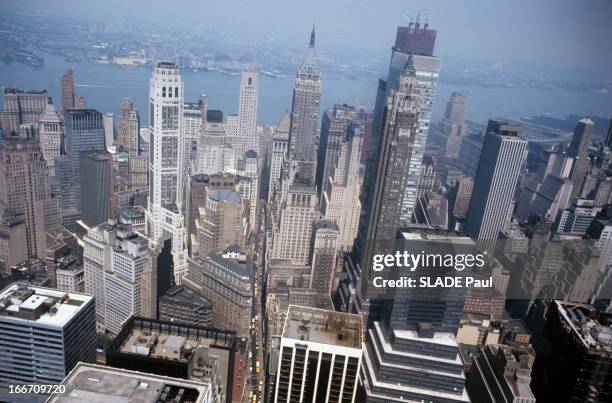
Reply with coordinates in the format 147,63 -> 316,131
0,126 -> 51,260
39,101 -> 63,176
309,220 -> 339,294
184,246 -> 253,338
227,71 -> 259,157
196,189 -> 246,258
48,362 -> 213,403
465,119 -> 527,251
288,27 -> 321,184
383,22 -> 442,222
320,122 -> 363,251
0,88 -> 47,135
268,112 -> 291,202
60,69 -> 85,113
80,151 -> 112,227
466,344 -> 536,403
63,108 -> 107,211
567,118 -> 593,200
103,225 -> 151,335
105,316 -> 239,403
159,284 -> 212,327
530,301 -> 612,402
274,306 -> 364,403
441,92 -> 469,159
145,62 -> 188,283
0,283 -> 96,390
271,184 -> 320,266
316,104 -> 357,194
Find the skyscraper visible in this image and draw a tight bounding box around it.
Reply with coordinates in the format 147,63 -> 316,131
321,123 -> 363,250
63,109 -> 106,211
315,104 -> 357,195
80,151 -> 112,227
567,118 -> 593,200
605,118 -> 612,149
39,101 -> 63,176
441,92 -> 468,159
359,228 -> 473,403
288,27 -> 321,184
273,306 -> 363,403
0,88 -> 48,135
268,112 -> 290,202
373,18 -> 442,223
0,283 -> 96,389
0,125 -> 51,259
60,69 -> 76,112
464,119 -> 527,247
145,62 -> 188,283
339,56 -> 421,319
238,70 -> 259,154
117,98 -> 140,156
60,69 -> 86,112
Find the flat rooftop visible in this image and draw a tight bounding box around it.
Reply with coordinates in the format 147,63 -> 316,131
48,363 -> 210,403
0,282 -> 92,327
283,305 -> 363,349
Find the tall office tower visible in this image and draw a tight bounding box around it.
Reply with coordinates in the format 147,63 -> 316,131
39,101 -> 63,176
268,112 -> 291,202
83,221 -> 114,328
362,56 -> 420,243
449,176 -> 474,230
60,69 -> 76,112
0,212 -> 28,267
185,247 -> 253,337
321,124 -> 363,250
273,306 -> 363,403
116,99 -> 136,153
242,150 -> 260,228
182,103 -> 203,175
359,228 -> 472,403
0,283 -> 96,391
316,104 -> 357,194
464,119 -> 527,248
196,189 -> 246,257
102,113 -> 114,150
237,70 -> 259,155
441,92 -> 468,158
466,344 -> 536,403
63,109 -> 106,211
0,126 -> 51,259
337,57 -> 420,319
103,226 -> 151,335
288,27 -> 322,184
567,118 -> 593,200
309,220 -> 339,294
186,174 -> 231,253
80,151 -> 112,227
530,301 -> 612,402
140,238 -> 175,319
370,17 -> 441,223
145,62 -> 188,283
0,88 -> 48,135
197,110 -> 232,174
272,184 -> 320,265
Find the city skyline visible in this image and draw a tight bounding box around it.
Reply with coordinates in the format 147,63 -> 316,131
1,2 -> 612,403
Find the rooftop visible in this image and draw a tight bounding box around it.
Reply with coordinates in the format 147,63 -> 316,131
556,301 -> 612,352
0,282 -> 92,327
283,305 -> 363,349
161,285 -> 211,309
48,363 -> 210,403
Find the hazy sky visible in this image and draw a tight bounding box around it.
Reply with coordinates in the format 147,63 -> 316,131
4,0 -> 612,73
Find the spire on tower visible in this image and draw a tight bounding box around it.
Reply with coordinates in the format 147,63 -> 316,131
310,25 -> 315,48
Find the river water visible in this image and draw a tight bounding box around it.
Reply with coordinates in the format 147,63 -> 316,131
1,53 -> 611,128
